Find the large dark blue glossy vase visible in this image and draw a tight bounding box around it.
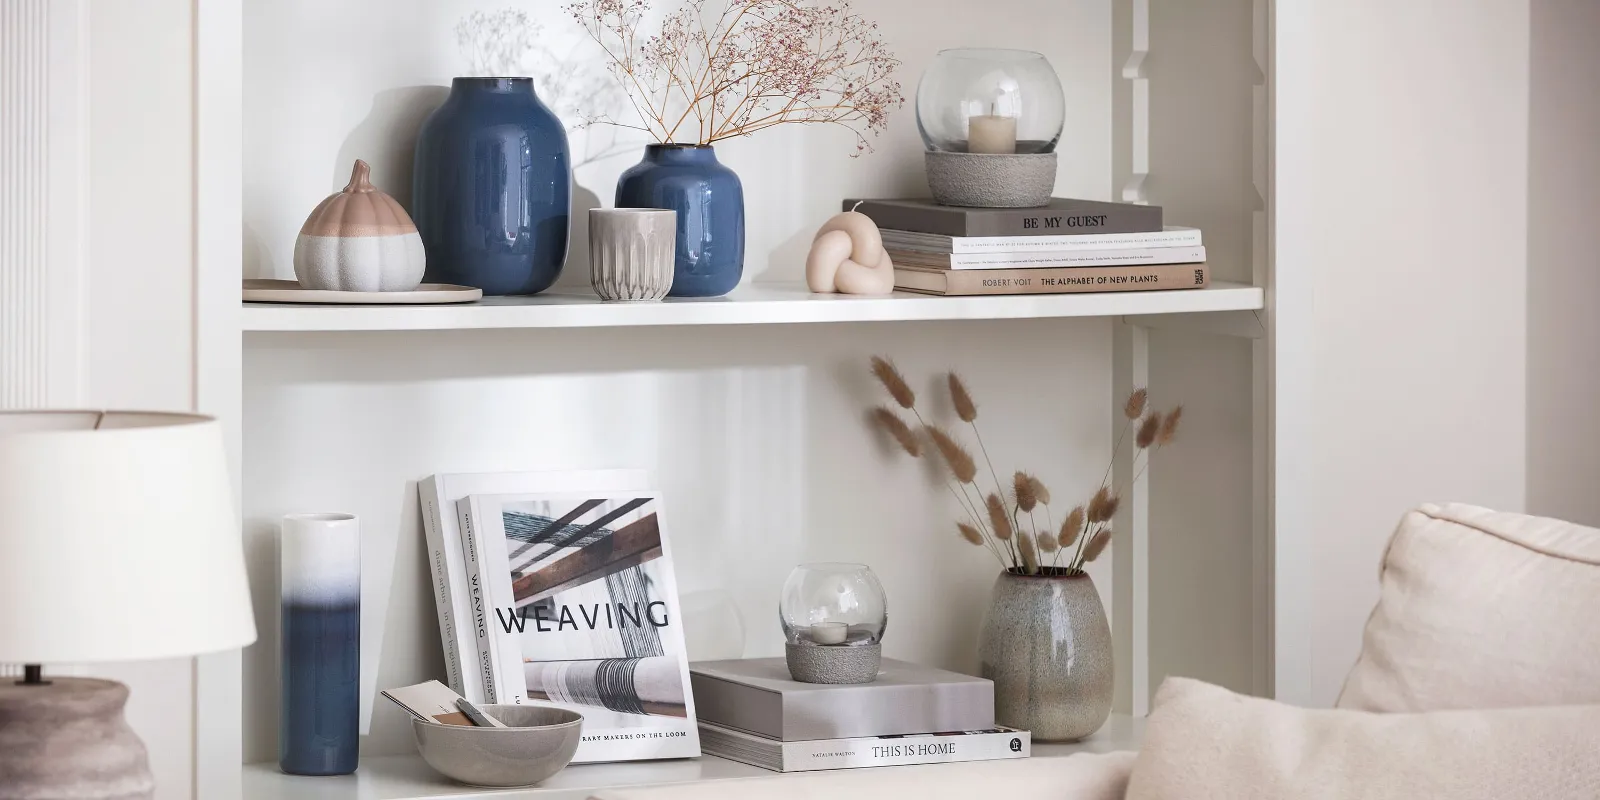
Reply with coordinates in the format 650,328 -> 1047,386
616,144 -> 744,297
413,77 -> 570,296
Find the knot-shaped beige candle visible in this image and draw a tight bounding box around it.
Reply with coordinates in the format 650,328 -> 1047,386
805,207 -> 895,295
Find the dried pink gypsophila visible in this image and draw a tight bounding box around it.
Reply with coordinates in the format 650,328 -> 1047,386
566,0 -> 904,153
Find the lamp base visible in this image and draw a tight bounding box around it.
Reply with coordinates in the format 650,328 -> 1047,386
0,677 -> 154,800
926,151 -> 1057,208
785,642 -> 881,684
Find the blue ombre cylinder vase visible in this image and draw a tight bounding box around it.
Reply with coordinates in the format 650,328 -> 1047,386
279,513 -> 361,776
412,77 -> 571,296
616,144 -> 744,297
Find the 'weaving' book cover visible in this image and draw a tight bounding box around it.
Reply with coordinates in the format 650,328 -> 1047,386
460,491 -> 700,762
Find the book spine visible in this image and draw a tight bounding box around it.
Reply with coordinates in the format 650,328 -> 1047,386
943,228 -> 1201,254
902,263 -> 1210,296
855,201 -> 1161,237
418,478 -> 465,699
898,246 -> 1206,270
778,730 -> 1030,772
456,498 -> 498,704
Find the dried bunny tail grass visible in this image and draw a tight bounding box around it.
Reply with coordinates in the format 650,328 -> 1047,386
1028,475 -> 1051,507
870,356 -> 916,409
1087,486 -> 1113,523
1158,405 -> 1183,446
957,522 -> 985,546
948,372 -> 979,423
1083,529 -> 1113,563
1013,471 -> 1038,513
870,407 -> 922,458
1124,388 -> 1148,420
1038,531 -> 1059,553
926,425 -> 978,483
1018,533 -> 1039,573
1136,411 -> 1163,450
986,493 -> 1014,541
1100,494 -> 1121,522
1061,506 -> 1086,548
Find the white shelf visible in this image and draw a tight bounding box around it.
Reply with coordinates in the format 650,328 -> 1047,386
242,715 -> 1143,800
240,282 -> 1263,332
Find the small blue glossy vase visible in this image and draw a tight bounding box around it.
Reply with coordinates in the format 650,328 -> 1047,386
412,78 -> 570,296
279,513 -> 360,776
616,144 -> 744,297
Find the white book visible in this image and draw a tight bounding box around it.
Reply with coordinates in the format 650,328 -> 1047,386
462,490 -> 701,763
882,225 -> 1202,254
699,722 -> 1031,772
418,470 -> 648,703
892,245 -> 1206,271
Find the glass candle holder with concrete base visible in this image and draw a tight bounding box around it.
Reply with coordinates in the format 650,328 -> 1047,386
779,563 -> 887,684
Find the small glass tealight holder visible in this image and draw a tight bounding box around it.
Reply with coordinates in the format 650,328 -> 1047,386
779,563 -> 887,684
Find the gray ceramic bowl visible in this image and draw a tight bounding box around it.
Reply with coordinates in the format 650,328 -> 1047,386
412,705 -> 583,788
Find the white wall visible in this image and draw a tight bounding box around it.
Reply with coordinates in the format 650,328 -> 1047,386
83,1 -> 200,797
1288,0 -> 1532,705
1527,0 -> 1600,528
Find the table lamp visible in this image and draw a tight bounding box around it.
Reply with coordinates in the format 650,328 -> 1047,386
0,411 -> 256,800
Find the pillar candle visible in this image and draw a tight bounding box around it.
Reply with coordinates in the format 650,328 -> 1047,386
967,114 -> 1018,155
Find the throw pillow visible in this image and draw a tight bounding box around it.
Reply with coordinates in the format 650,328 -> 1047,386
1337,503 -> 1600,711
1125,677 -> 1600,800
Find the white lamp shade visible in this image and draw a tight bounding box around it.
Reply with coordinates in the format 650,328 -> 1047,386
0,411 -> 256,663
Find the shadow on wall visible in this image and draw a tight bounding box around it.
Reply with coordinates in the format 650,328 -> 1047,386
336,86 -> 452,213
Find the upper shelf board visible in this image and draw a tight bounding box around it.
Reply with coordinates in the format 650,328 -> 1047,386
240,281 -> 1263,333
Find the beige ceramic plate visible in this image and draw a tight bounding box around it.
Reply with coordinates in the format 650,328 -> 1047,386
242,279 -> 483,305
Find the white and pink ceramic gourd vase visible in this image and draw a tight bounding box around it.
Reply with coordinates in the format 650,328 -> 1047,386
292,160 -> 426,292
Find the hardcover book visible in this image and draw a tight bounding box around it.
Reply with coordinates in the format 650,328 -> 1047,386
895,262 -> 1210,296
846,197 -> 1163,237
689,658 -> 993,741
889,245 -> 1206,271
881,226 -> 1202,255
459,491 -> 700,762
699,723 -> 1030,772
418,470 -> 648,703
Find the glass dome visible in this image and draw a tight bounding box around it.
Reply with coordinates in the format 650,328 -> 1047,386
779,563 -> 887,647
916,48 -> 1065,155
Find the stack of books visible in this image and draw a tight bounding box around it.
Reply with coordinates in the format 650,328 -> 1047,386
847,198 -> 1207,297
690,657 -> 1029,773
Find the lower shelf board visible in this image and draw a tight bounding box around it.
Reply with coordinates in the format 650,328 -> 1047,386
242,714 -> 1143,799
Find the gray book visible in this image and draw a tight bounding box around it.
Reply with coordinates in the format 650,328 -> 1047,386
689,658 -> 993,741
845,197 -> 1163,237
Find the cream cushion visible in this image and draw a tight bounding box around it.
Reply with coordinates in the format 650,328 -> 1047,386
1126,677 -> 1600,800
588,751 -> 1135,800
1337,502 -> 1600,712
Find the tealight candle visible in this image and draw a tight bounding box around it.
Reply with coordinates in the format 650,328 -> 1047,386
809,622 -> 848,645
967,114 -> 1018,155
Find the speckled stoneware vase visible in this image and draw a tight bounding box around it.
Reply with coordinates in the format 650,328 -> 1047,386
978,569 -> 1113,741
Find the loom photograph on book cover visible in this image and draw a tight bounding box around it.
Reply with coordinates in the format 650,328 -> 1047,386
463,490 -> 701,762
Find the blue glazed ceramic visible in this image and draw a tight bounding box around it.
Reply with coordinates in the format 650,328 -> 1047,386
615,145 -> 744,297
412,78 -> 571,296
279,514 -> 361,776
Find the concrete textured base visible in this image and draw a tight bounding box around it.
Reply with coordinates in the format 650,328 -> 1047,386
785,642 -> 882,684
926,151 -> 1058,208
0,677 -> 155,800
